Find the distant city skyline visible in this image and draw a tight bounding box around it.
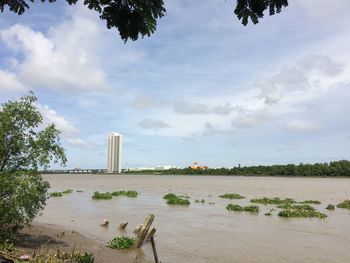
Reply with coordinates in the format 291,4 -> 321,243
0,1 -> 349,169
107,132 -> 122,173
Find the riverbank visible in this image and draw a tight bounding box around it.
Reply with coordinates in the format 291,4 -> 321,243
13,222 -> 137,263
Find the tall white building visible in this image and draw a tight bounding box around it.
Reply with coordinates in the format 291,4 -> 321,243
107,132 -> 122,173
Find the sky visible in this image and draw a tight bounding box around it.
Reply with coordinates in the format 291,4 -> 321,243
0,0 -> 350,169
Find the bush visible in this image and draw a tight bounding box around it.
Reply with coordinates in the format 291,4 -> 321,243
219,193 -> 245,199
336,200 -> 350,209
92,191 -> 113,200
163,193 -> 190,205
108,236 -> 136,249
0,171 -> 50,239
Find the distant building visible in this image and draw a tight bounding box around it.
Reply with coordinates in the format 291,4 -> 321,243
107,132 -> 122,173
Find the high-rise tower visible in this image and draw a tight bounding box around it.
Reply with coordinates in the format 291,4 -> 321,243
107,132 -> 122,173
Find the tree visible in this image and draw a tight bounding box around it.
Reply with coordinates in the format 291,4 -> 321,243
0,0 -> 288,42
0,92 -> 66,239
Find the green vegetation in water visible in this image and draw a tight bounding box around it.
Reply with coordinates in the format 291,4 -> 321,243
278,209 -> 327,219
336,200 -> 350,209
61,189 -> 73,194
299,200 -> 321,205
76,252 -> 95,263
277,203 -> 315,211
264,208 -> 275,216
178,194 -> 191,199
108,236 -> 136,249
92,191 -> 113,200
208,202 -> 215,205
194,199 -> 205,204
326,204 -> 335,210
76,190 -> 84,193
226,204 -> 259,213
251,197 -> 296,205
111,190 -> 138,198
50,192 -> 63,197
163,193 -> 190,205
219,193 -> 245,199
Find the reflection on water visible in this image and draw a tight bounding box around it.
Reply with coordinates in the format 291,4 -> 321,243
38,174 -> 350,263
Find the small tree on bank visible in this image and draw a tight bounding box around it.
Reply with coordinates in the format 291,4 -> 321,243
0,92 -> 66,239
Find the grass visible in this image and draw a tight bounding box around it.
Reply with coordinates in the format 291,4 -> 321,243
299,200 -> 321,205
92,191 -> 113,200
163,193 -> 190,205
226,204 -> 259,213
278,209 -> 327,219
336,200 -> 350,209
219,193 -> 245,199
108,236 -> 136,249
250,197 -> 296,205
111,190 -> 138,198
50,192 -> 63,197
326,204 -> 335,210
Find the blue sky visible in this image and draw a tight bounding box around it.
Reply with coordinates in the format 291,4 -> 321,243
1,0 -> 350,169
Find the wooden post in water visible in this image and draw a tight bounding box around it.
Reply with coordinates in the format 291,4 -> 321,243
150,236 -> 159,263
145,227 -> 157,242
135,214 -> 154,248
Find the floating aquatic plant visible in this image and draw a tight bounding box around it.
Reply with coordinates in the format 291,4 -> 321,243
219,193 -> 245,199
108,236 -> 136,249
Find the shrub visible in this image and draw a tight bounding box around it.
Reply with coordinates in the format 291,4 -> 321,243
108,236 -> 136,249
50,192 -> 63,197
250,197 -> 296,205
326,204 -> 335,210
336,200 -> 350,209
163,193 -> 190,205
92,191 -> 113,200
219,193 -> 245,199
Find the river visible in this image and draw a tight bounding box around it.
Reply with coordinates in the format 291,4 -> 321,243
37,174 -> 350,263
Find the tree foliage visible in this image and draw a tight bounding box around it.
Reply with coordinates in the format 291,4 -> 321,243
0,92 -> 66,239
128,160 -> 350,177
0,0 -> 289,42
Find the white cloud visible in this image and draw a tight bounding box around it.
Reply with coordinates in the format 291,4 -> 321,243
0,70 -> 26,92
0,13 -> 110,92
285,120 -> 321,132
37,104 -> 90,148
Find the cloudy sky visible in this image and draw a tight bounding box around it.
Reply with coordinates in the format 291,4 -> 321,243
1,1 -> 350,169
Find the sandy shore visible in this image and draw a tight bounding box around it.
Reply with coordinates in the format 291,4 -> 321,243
17,222 -> 139,263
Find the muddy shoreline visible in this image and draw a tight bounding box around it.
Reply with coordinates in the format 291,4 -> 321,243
18,222 -> 138,263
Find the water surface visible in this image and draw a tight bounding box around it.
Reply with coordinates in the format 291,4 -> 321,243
38,174 -> 350,263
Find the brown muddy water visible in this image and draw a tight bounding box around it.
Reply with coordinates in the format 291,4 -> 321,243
38,174 -> 350,263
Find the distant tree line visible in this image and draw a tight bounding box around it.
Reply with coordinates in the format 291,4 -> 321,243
127,160 -> 350,177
